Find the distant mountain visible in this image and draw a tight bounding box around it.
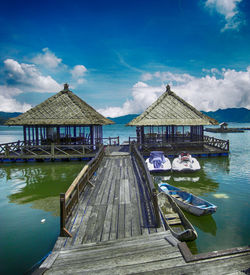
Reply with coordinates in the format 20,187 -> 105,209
201,108 -> 250,123
107,114 -> 139,124
1,108 -> 250,125
0,112 -> 22,125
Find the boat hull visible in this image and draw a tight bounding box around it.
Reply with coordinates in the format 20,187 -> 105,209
158,183 -> 217,216
157,192 -> 197,242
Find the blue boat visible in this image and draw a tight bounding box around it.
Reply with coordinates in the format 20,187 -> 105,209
158,182 -> 217,216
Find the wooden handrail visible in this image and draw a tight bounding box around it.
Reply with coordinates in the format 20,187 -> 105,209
131,143 -> 160,227
60,144 -> 105,236
65,165 -> 89,201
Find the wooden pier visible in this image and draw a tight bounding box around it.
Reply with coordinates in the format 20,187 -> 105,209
34,144 -> 250,275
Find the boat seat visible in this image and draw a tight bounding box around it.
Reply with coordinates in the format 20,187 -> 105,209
171,194 -> 181,198
167,219 -> 182,225
165,213 -> 181,225
165,213 -> 179,219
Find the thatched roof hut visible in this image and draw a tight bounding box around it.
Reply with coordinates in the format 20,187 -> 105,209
5,84 -> 114,145
6,84 -> 114,126
127,85 -> 218,144
127,85 -> 217,126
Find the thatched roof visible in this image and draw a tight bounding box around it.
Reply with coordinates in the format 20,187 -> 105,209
127,85 -> 218,126
5,84 -> 114,126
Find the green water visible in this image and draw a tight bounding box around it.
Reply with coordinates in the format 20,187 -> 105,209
0,124 -> 250,274
154,123 -> 250,254
0,161 -> 83,275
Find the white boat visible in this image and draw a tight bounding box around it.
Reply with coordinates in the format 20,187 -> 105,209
172,152 -> 201,172
145,151 -> 171,172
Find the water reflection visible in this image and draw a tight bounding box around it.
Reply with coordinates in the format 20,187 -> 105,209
154,169 -> 219,197
0,162 -> 83,215
185,212 -> 217,236
201,157 -> 230,174
173,176 -> 200,182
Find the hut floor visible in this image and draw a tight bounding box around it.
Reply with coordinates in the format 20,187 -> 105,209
141,144 -> 228,157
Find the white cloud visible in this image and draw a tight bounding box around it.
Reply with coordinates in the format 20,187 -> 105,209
70,65 -> 87,85
71,65 -> 87,78
205,0 -> 243,31
32,48 -> 62,68
0,85 -> 32,112
98,82 -> 164,117
98,67 -> 250,117
141,73 -> 153,81
4,59 -> 61,93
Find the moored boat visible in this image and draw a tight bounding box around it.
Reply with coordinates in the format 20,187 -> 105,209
145,151 -> 171,172
157,192 -> 197,242
172,152 -> 201,172
158,182 -> 217,216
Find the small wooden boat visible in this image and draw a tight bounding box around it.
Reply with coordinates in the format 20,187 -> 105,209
145,151 -> 171,172
158,182 -> 217,216
157,192 -> 197,242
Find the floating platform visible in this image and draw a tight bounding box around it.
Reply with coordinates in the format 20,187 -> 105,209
205,127 -> 244,133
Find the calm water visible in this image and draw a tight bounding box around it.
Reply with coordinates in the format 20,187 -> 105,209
0,124 -> 250,274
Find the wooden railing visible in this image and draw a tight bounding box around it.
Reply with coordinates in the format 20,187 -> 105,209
203,136 -> 229,151
129,135 -> 229,152
130,143 -> 161,228
60,145 -> 105,237
95,136 -> 119,146
0,142 -> 98,159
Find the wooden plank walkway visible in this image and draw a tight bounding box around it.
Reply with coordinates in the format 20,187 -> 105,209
40,231 -> 250,275
56,153 -> 164,251
36,149 -> 249,274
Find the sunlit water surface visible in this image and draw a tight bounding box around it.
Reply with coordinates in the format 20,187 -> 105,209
0,124 -> 250,274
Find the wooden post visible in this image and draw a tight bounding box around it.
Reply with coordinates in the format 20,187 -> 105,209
152,190 -> 161,228
60,193 -> 66,236
51,143 -> 55,157
23,126 -> 27,145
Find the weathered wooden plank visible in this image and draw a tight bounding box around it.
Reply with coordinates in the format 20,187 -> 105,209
100,159 -> 116,205
57,239 -> 176,262
101,167 -> 118,241
93,159 -> 112,206
52,237 -> 67,251
60,232 -> 172,252
50,243 -> 180,267
40,252 -> 59,269
91,205 -> 108,243
117,202 -> 125,239
82,204 -> 100,243
73,206 -> 93,245
124,203 -> 133,238
127,157 -> 141,237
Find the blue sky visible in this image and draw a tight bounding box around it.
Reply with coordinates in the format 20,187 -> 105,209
0,0 -> 250,116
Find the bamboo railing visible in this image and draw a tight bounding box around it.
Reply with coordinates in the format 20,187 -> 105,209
60,145 -> 105,237
130,143 -> 161,228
